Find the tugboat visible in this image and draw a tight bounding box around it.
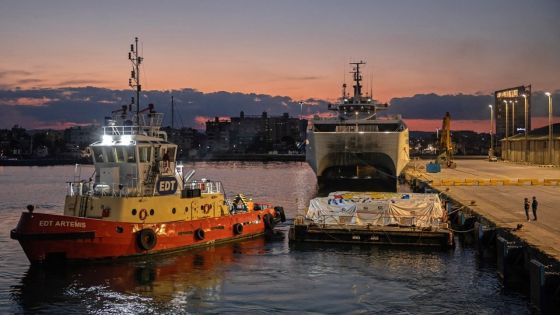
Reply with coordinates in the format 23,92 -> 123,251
10,38 -> 285,263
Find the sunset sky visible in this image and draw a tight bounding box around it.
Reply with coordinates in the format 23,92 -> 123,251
1,0 -> 559,131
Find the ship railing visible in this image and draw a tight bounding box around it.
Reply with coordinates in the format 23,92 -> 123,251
93,182 -> 139,197
139,113 -> 163,128
102,125 -> 138,136
187,180 -> 223,194
66,180 -> 138,197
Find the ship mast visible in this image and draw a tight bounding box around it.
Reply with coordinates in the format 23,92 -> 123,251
128,37 -> 143,125
350,60 -> 365,102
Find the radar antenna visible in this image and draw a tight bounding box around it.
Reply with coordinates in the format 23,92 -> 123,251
128,37 -> 143,125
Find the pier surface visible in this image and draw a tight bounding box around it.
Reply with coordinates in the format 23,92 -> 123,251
405,159 -> 560,260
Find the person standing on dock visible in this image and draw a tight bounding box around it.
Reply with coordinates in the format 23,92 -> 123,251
532,196 -> 538,221
524,198 -> 530,221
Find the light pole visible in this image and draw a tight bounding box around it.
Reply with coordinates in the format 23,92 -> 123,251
511,100 -> 515,136
504,100 -> 509,160
522,94 -> 528,161
545,92 -> 553,164
489,104 -> 494,156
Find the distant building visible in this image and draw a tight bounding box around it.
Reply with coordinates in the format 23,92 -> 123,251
205,118 -> 231,152
494,85 -> 532,144
64,125 -> 99,149
206,111 -> 307,154
0,125 -> 31,156
165,127 -> 204,158
501,123 -> 560,165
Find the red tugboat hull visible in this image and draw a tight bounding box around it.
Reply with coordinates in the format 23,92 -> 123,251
11,208 -> 279,263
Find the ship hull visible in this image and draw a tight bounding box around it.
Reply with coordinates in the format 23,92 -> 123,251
306,129 -> 409,191
11,209 -> 278,263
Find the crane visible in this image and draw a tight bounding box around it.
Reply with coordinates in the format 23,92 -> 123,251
436,112 -> 456,168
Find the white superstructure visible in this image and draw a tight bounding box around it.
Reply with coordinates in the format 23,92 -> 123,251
306,61 -> 409,190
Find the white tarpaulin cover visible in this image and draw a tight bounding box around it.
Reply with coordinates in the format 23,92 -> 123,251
305,191 -> 444,228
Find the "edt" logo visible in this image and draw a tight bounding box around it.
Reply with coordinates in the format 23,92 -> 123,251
156,177 -> 178,195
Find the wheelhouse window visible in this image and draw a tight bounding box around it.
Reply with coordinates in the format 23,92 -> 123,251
115,147 -> 125,163
104,147 -> 115,163
92,147 -> 104,163
125,146 -> 136,163
139,147 -> 151,163
164,147 -> 176,162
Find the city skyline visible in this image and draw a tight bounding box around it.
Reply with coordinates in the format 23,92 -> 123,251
1,0 -> 559,131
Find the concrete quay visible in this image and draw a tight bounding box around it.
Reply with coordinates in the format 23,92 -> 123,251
404,158 -> 560,313
406,158 -> 560,260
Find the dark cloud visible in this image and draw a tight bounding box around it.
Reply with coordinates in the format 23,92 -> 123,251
386,93 -> 493,120
0,70 -> 32,78
0,87 -> 310,129
0,87 -> 557,129
289,76 -> 323,81
17,78 -> 44,85
55,79 -> 111,86
386,91 -> 560,120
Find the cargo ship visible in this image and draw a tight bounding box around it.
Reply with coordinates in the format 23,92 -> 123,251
10,38 -> 285,263
306,61 -> 409,191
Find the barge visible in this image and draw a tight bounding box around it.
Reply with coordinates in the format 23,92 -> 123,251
289,192 -> 453,247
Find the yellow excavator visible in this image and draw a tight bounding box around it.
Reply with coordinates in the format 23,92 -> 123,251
436,112 -> 456,168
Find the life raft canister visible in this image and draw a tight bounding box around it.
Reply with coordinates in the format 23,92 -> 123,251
137,228 -> 157,250
194,228 -> 205,241
233,223 -> 243,235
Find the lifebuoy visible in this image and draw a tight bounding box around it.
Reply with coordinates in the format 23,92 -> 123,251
274,206 -> 286,222
139,208 -> 148,221
195,228 -> 205,241
263,213 -> 275,231
233,223 -> 243,235
137,228 -> 157,250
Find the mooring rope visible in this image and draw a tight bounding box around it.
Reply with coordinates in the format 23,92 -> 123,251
447,227 -> 476,233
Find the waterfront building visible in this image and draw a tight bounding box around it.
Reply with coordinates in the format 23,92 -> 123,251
501,123 -> 560,165
206,111 -> 306,154
63,125 -> 99,149
494,85 -> 532,142
205,117 -> 231,152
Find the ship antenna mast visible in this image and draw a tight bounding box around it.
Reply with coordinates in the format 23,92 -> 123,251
128,37 -> 143,125
370,72 -> 373,100
342,63 -> 347,101
350,60 -> 365,102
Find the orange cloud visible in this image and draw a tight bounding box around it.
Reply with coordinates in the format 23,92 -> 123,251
0,97 -> 57,106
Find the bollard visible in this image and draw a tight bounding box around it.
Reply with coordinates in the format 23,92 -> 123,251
529,259 -> 560,314
529,259 -> 545,312
496,236 -> 525,287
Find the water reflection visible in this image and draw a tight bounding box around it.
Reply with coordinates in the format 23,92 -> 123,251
12,237 -> 269,314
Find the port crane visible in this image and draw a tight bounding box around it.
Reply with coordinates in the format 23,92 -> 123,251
436,112 -> 456,168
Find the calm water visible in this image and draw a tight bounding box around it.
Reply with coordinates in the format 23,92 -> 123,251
0,163 -> 529,314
